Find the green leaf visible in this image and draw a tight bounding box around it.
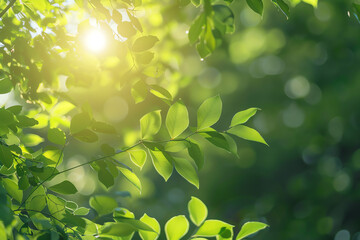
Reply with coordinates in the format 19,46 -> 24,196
353,3 -> 360,23
91,121 -> 116,134
118,167 -> 142,192
191,0 -> 201,7
72,129 -> 98,143
98,167 -> 115,189
0,78 -> 13,94
89,195 -> 117,216
47,194 -> 66,219
272,0 -> 290,18
0,108 -> 15,126
132,35 -> 159,52
174,157 -> 199,188
0,145 -> 13,168
139,214 -> 161,240
302,0 -> 317,7
165,215 -> 189,240
49,180 -> 77,195
74,207 -> 90,216
187,140 -> 204,169
197,95 -> 222,131
188,197 -> 208,226
166,100 -> 189,139
136,51 -> 155,65
128,149 -> 147,169
149,85 -> 173,101
70,112 -> 92,134
26,186 -> 46,212
213,5 -> 235,34
222,133 -> 239,158
246,0 -> 263,15
230,108 -> 260,127
2,178 -> 23,203
22,134 -> 44,147
195,220 -> 234,237
47,128 -> 66,145
200,131 -> 230,152
164,141 -> 189,153
101,222 -> 135,236
140,110 -> 162,139
132,80 -> 148,104
236,222 -> 269,240
189,13 -> 205,44
227,125 -> 268,146
149,150 -> 173,181
16,115 -> 38,128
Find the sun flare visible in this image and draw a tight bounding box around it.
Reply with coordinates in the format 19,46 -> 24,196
84,29 -> 106,52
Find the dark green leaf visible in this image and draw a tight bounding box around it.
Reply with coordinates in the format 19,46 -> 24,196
98,167 -> 115,188
47,128 -> 66,145
189,13 -> 205,44
246,0 -> 263,15
0,78 -> 13,94
49,180 -> 77,194
70,112 -> 91,134
72,129 -> 98,143
92,121 -> 116,134
187,140 -> 204,169
0,145 -> 13,168
272,0 -> 290,18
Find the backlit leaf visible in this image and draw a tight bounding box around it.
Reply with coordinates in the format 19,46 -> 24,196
90,195 -> 117,216
165,215 -> 189,240
132,35 -> 159,52
227,125 -> 268,146
139,213 -> 160,240
166,101 -> 189,139
174,157 -> 199,188
49,180 -> 77,195
236,222 -> 269,240
197,95 -> 222,131
140,110 -> 162,139
149,150 -> 173,181
47,128 -> 66,145
188,197 -> 208,226
230,108 -> 260,127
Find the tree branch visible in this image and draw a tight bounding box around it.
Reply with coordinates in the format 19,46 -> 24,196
0,0 -> 16,19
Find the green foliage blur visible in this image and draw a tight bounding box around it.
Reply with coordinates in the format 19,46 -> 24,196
0,0 -> 359,239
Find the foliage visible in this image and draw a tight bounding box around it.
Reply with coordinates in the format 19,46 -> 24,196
1,0 -> 353,239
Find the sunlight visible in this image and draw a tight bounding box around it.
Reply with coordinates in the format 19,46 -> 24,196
84,29 -> 106,52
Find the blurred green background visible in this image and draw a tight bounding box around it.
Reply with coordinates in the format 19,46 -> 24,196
3,0 -> 359,239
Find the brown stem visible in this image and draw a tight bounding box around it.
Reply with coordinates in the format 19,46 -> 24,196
0,0 -> 16,18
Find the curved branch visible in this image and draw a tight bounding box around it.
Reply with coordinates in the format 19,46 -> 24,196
0,0 -> 16,19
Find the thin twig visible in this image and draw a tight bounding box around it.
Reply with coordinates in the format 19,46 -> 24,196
0,0 -> 16,18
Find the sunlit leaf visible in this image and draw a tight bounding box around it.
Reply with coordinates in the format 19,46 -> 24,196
90,195 -> 117,216
140,110 -> 162,139
166,100 -> 189,139
133,35 -> 159,52
236,222 -> 269,240
272,0 -> 290,18
139,214 -> 161,240
188,196 -> 208,226
230,108 -> 260,127
227,125 -> 268,146
173,157 -> 199,188
189,13 -> 205,44
2,178 -> 22,203
197,95 -> 222,131
165,215 -> 189,240
72,129 -> 98,143
195,220 -> 234,237
128,149 -> 147,169
149,150 -> 173,181
74,207 -> 90,216
118,166 -> 142,192
70,112 -> 92,134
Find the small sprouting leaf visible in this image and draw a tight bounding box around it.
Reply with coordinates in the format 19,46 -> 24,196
236,222 -> 269,240
272,0 -> 290,18
132,35 -> 159,52
47,128 -> 66,145
187,140 -> 204,169
246,0 -> 263,15
230,108 -> 260,127
165,215 -> 189,240
195,220 -> 234,237
70,112 -> 91,134
72,129 -> 98,143
128,149 -> 147,169
174,157 -> 199,188
91,121 -> 116,134
0,78 -> 13,94
118,167 -> 142,192
98,167 -> 115,189
49,180 -> 77,195
139,213 -> 160,240
2,178 -> 23,203
90,195 -> 117,216
0,145 -> 13,168
149,150 -> 173,181
189,13 -> 205,44
188,197 -> 208,226
164,141 -> 189,153
197,95 -> 222,131
140,110 -> 162,139
227,125 -> 268,146
166,100 -> 189,139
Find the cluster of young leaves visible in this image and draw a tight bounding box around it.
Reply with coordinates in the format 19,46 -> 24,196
0,0 -> 271,239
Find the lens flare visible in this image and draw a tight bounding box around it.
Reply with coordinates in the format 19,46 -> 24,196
84,29 -> 106,52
